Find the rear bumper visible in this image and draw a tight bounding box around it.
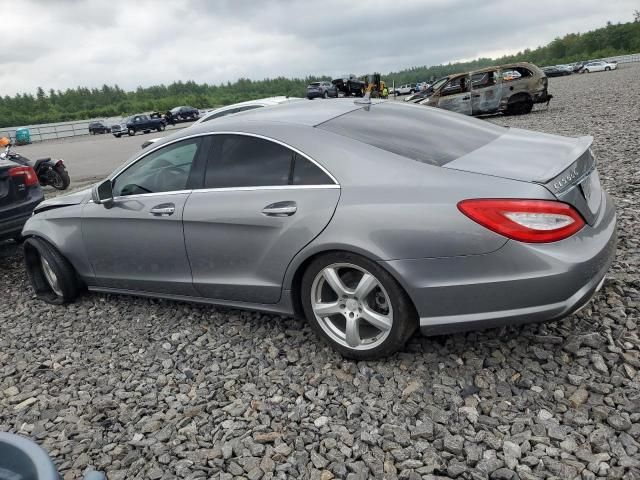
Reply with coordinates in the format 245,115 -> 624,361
0,190 -> 44,240
307,91 -> 324,98
382,192 -> 617,336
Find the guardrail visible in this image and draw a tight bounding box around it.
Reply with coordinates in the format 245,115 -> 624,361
0,109 -> 214,144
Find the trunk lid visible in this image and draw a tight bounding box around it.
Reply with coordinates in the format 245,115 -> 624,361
444,128 -> 601,224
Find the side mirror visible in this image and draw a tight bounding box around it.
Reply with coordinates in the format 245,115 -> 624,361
92,179 -> 114,208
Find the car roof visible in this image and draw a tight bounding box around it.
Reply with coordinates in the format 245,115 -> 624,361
192,98 -> 384,129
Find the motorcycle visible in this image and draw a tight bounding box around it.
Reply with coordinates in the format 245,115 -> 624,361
0,137 -> 70,190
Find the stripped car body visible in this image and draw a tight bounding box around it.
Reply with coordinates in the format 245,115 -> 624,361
419,62 -> 552,116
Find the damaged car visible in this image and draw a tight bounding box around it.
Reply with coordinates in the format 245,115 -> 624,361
418,62 -> 552,116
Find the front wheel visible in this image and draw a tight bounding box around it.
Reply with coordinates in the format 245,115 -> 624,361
23,237 -> 79,305
323,91 -> 329,99
301,252 -> 417,359
114,134 -> 121,138
584,69 -> 589,73
605,66 -> 611,71
128,129 -> 135,136
157,124 -> 165,132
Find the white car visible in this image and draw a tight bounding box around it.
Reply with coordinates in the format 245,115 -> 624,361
141,96 -> 302,148
582,61 -> 617,73
393,84 -> 418,95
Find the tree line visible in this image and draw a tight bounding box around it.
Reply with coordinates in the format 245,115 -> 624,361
1,19 -> 639,128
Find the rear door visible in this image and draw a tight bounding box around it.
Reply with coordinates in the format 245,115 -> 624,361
183,133 -> 340,304
471,71 -> 501,114
435,75 -> 472,115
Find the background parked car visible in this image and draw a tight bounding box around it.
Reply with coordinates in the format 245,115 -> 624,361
88,121 -> 111,135
0,153 -> 43,242
542,66 -> 570,77
112,115 -> 165,138
393,83 -> 418,95
307,81 -> 338,99
170,106 -> 199,122
582,61 -> 617,73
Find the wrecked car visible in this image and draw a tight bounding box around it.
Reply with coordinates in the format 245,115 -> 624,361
418,62 -> 552,116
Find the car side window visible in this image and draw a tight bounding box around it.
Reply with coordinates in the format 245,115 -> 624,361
204,135 -> 293,188
112,138 -> 201,197
441,77 -> 470,96
292,155 -> 333,185
472,71 -> 497,89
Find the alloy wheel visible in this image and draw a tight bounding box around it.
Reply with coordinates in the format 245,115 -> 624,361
41,257 -> 63,297
310,263 -> 393,350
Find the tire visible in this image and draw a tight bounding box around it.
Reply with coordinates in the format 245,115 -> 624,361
300,252 -> 417,360
48,166 -> 70,190
128,128 -> 135,136
605,66 -> 610,71
143,130 -> 150,134
157,124 -> 165,132
23,237 -> 79,305
115,134 -> 121,138
323,91 -> 329,99
506,96 -> 533,115
584,69 -> 589,73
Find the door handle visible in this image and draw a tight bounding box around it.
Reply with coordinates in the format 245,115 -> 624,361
150,203 -> 175,216
262,201 -> 297,217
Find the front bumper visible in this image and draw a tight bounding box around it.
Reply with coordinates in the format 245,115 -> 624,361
383,191 -> 617,335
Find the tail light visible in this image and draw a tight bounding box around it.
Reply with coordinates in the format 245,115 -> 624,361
458,199 -> 585,243
9,166 -> 39,187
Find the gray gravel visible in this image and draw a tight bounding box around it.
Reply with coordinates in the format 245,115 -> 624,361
1,63 -> 639,480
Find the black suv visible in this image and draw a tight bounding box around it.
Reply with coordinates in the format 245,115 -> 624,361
170,106 -> 199,122
88,121 -> 111,134
0,157 -> 43,241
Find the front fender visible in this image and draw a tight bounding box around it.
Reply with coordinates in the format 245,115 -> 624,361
22,205 -> 95,283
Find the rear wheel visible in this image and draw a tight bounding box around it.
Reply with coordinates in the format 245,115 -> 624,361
23,237 -> 79,305
323,91 -> 329,99
128,129 -> 135,136
157,124 -> 165,132
506,96 -> 533,115
114,134 -> 121,138
301,252 -> 417,359
605,66 -> 611,71
584,69 -> 590,73
49,166 -> 70,190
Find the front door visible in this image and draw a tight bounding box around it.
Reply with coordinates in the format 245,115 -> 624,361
436,75 -> 472,115
184,134 -> 340,304
83,137 -> 206,295
471,70 -> 502,114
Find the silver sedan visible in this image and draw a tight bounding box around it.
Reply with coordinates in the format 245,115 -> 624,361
22,100 -> 616,359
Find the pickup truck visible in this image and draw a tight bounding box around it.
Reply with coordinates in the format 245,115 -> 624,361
111,114 -> 166,138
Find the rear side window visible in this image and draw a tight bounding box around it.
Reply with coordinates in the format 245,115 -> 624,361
317,102 -> 505,166
204,135 -> 335,188
205,135 -> 292,188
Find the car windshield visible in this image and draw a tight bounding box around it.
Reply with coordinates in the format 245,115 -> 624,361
170,107 -> 181,114
429,77 -> 449,92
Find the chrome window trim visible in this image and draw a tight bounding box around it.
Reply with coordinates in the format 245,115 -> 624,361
109,130 -> 340,195
191,185 -> 340,194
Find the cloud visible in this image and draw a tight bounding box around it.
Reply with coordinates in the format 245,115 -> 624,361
0,0 -> 635,95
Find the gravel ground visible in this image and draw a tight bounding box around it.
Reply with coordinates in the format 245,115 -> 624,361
1,64 -> 639,480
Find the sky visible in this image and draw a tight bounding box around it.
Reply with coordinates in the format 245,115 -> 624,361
0,0 -> 636,96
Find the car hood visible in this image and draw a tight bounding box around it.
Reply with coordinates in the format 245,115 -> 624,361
443,127 -> 593,183
34,187 -> 92,212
